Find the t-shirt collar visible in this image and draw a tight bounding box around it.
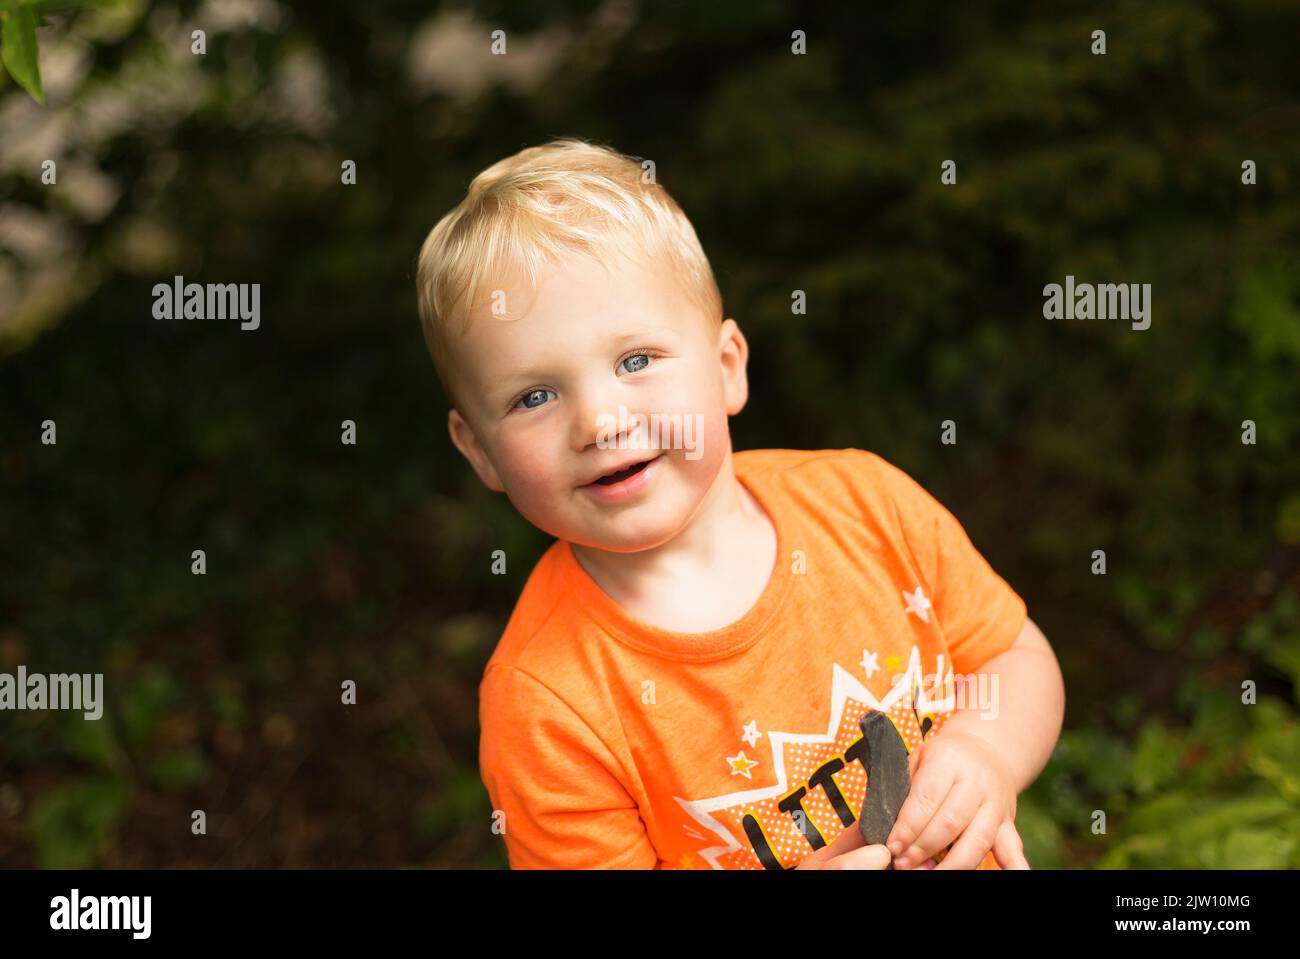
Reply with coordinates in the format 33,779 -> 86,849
556,458 -> 794,662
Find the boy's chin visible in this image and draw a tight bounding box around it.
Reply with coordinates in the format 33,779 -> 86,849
563,515 -> 685,554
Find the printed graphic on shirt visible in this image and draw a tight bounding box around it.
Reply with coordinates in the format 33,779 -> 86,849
673,647 -> 956,870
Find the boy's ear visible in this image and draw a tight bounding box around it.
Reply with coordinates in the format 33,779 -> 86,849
448,408 -> 506,493
718,317 -> 750,416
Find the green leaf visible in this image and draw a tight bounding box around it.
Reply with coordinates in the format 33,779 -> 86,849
63,708 -> 129,773
1232,257 -> 1300,363
1213,828 -> 1295,869
151,747 -> 208,791
27,777 -> 131,868
1011,793 -> 1068,869
1278,494 -> 1300,547
1,1 -> 108,16
1168,793 -> 1291,846
1131,719 -> 1185,796
118,665 -> 182,746
1245,699 -> 1300,800
1096,833 -> 1168,870
1124,790 -> 1199,835
30,1 -> 113,12
2,5 -> 44,105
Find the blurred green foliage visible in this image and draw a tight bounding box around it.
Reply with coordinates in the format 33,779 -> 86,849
1,0 -> 1297,867
1019,590 -> 1300,869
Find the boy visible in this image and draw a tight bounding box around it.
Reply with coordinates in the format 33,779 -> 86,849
415,138 -> 1065,870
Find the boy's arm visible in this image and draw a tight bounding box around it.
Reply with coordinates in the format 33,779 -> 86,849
886,617 -> 1063,869
935,616 -> 1065,794
479,664 -> 658,869
853,450 -> 1062,866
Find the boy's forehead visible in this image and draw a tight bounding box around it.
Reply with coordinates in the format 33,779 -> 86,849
460,250 -> 699,369
472,249 -> 671,323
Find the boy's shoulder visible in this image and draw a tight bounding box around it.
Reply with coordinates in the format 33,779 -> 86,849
736,446 -> 968,574
735,446 -> 926,520
734,445 -> 903,485
480,538 -> 578,681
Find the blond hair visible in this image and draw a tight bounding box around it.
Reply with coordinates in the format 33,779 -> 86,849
414,137 -> 723,408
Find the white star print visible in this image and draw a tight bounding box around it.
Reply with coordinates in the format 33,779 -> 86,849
860,649 -> 880,678
903,585 -> 932,623
741,720 -> 761,747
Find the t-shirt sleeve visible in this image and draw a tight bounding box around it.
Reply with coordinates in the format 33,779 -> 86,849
478,663 -> 657,869
859,450 -> 1027,674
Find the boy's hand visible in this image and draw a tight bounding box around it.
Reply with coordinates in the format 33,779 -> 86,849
796,818 -> 938,870
885,728 -> 1031,870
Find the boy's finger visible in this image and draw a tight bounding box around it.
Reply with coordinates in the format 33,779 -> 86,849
992,820 -> 1031,870
825,843 -> 891,871
885,764 -> 955,860
825,820 -> 866,857
933,807 -> 1001,870
895,782 -> 979,868
796,822 -> 864,869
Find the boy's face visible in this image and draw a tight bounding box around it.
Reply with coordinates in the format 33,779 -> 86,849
446,249 -> 750,552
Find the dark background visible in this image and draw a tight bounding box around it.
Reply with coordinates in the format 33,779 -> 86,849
1,0 -> 1298,868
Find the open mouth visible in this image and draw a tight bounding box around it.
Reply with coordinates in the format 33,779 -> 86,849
592,457 -> 655,485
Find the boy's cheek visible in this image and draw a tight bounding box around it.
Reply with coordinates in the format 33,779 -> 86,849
641,388 -> 727,460
493,444 -> 563,501
498,469 -> 574,539
687,407 -> 731,465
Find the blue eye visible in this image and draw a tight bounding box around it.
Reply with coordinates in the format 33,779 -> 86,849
620,353 -> 652,374
515,388 -> 555,410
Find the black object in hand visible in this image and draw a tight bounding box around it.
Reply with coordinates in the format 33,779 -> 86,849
857,712 -> 912,869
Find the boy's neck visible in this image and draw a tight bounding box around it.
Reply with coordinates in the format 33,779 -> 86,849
570,452 -> 778,633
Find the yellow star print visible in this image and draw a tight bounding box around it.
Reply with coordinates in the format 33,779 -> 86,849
726,749 -> 759,779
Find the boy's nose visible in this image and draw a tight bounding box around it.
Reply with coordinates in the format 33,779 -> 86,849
567,387 -> 614,453
568,385 -> 637,454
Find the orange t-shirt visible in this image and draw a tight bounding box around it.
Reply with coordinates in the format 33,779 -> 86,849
478,448 -> 1027,870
